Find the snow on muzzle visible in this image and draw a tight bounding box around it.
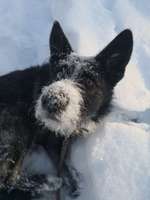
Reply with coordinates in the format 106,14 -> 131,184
35,79 -> 83,137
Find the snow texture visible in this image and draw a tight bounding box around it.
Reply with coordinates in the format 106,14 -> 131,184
0,0 -> 150,200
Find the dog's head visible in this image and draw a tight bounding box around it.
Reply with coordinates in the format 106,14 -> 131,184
35,21 -> 133,137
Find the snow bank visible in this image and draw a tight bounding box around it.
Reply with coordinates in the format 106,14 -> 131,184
0,0 -> 150,199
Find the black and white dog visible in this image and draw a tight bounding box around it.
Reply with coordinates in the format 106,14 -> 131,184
0,21 -> 133,199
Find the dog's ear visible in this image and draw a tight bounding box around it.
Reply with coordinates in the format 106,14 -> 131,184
96,29 -> 133,87
50,21 -> 72,57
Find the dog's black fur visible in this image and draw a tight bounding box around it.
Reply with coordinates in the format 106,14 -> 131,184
0,21 -> 133,199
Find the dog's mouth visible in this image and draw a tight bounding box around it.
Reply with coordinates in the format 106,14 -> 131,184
46,111 -> 60,122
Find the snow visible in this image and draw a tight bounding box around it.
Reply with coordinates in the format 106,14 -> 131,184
0,0 -> 150,200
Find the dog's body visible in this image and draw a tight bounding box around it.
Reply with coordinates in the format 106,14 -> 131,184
0,21 -> 133,199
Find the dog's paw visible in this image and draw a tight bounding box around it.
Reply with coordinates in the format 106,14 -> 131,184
45,176 -> 62,192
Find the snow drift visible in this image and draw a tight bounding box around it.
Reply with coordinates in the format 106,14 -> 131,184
0,0 -> 150,199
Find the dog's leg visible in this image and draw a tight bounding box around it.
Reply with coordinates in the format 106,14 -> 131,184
6,151 -> 26,187
57,137 -> 81,199
0,150 -> 25,190
37,131 -> 80,199
62,163 -> 81,198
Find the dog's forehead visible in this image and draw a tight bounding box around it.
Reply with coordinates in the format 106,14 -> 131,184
52,53 -> 101,81
59,53 -> 96,71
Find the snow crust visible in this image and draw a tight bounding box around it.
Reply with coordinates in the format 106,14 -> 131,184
0,0 -> 150,199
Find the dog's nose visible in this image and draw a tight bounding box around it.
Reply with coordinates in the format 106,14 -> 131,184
41,95 -> 57,113
41,92 -> 69,114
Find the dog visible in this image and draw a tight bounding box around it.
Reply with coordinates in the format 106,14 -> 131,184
0,21 -> 133,199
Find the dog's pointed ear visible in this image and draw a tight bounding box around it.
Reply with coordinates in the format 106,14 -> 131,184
96,29 -> 133,87
50,21 -> 72,57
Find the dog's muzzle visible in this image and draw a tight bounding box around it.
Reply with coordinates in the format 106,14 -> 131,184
41,90 -> 70,116
35,79 -> 83,137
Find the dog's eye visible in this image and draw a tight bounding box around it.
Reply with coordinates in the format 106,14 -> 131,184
86,78 -> 94,87
57,71 -> 63,80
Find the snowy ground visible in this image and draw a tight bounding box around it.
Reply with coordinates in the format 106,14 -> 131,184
0,0 -> 150,200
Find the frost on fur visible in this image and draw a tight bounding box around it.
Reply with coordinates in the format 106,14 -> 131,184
35,79 -> 83,137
